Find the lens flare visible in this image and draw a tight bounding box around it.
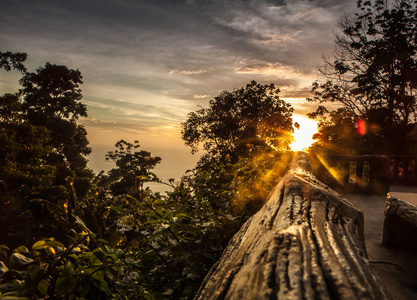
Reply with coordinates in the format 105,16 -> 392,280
358,120 -> 366,135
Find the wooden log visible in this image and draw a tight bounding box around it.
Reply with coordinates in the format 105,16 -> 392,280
194,153 -> 390,300
383,195 -> 417,253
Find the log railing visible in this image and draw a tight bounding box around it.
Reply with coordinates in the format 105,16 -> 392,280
310,155 -> 390,194
310,154 -> 417,194
194,153 -> 390,299
388,155 -> 417,185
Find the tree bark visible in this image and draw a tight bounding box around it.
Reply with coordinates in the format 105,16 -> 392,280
194,153 -> 390,299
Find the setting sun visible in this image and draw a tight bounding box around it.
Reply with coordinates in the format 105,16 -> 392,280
290,115 -> 318,151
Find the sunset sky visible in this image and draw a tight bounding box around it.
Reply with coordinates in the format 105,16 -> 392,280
0,0 -> 356,185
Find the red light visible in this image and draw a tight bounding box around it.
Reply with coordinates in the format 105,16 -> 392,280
358,120 -> 366,135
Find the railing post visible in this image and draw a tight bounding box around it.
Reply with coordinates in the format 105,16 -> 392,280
356,159 -> 364,188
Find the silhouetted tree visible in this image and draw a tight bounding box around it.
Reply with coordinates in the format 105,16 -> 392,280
182,81 -> 294,163
105,140 -> 161,198
20,62 -> 92,196
0,93 -> 57,246
0,51 -> 27,73
308,0 -> 417,154
0,55 -> 93,245
181,81 -> 293,217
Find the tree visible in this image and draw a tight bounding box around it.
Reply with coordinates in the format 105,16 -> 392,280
0,93 -> 57,246
309,107 -> 364,155
20,62 -> 86,121
181,81 -> 293,217
0,55 -> 93,245
0,51 -> 27,73
182,81 -> 294,163
308,0 -> 417,154
105,140 -> 162,197
19,62 -> 92,195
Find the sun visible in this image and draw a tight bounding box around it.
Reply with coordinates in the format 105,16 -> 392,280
290,115 -> 318,151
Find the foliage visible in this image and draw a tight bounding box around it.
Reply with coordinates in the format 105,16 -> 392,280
20,62 -> 86,121
0,54 -> 93,246
308,0 -> 417,155
0,170 -> 243,299
0,51 -> 27,73
19,62 -> 92,185
105,140 -> 162,198
113,192 -> 240,298
182,81 -> 294,162
181,81 -> 293,218
308,108 -> 362,155
0,235 -> 155,299
0,94 -> 56,246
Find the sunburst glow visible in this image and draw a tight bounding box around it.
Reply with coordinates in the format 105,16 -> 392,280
290,115 -> 318,151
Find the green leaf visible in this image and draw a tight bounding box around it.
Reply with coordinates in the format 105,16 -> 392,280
195,190 -> 204,202
45,246 -> 56,255
0,245 -> 9,260
0,293 -> 29,300
148,172 -> 159,181
78,278 -> 90,298
0,261 -> 9,277
78,252 -> 94,262
162,288 -> 173,296
63,261 -> 75,276
137,175 -> 150,181
106,224 -> 122,248
96,238 -> 108,245
109,206 -> 124,212
55,276 -> 76,298
45,240 -> 65,249
73,215 -> 93,234
32,240 -> 46,250
92,248 -> 106,262
175,212 -> 191,220
36,279 -> 49,295
91,272 -> 112,294
13,246 -> 29,255
8,253 -> 34,269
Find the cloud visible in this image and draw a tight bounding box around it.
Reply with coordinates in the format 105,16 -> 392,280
169,68 -> 211,75
193,94 -> 211,99
0,0 -> 359,174
261,31 -> 303,44
235,62 -> 304,78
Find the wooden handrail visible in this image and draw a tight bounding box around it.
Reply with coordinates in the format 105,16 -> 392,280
310,154 -> 417,193
194,152 -> 390,299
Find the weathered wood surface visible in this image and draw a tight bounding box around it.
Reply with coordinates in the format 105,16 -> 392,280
195,153 -> 390,300
383,195 -> 417,253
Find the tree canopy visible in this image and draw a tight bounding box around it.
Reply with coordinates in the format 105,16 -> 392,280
105,140 -> 162,197
20,62 -> 86,122
308,0 -> 417,155
182,81 -> 294,162
0,53 -> 93,246
0,51 -> 27,73
19,62 -> 92,185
